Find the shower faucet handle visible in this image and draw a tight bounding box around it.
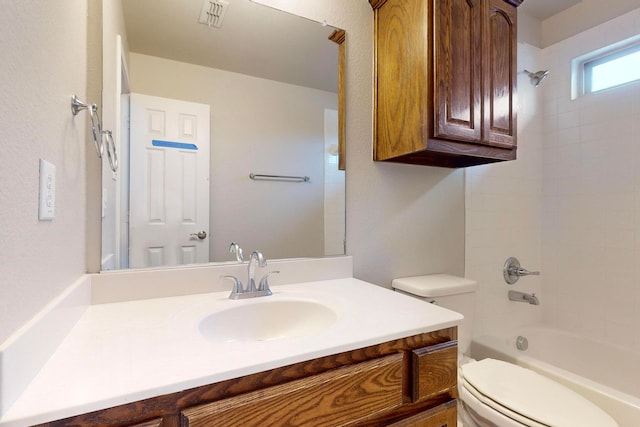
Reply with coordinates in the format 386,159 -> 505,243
503,257 -> 540,285
516,267 -> 540,276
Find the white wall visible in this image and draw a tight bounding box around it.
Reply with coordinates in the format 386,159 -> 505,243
254,0 -> 466,287
540,8 -> 640,352
465,42 -> 544,337
0,1 -> 88,344
129,53 -> 335,260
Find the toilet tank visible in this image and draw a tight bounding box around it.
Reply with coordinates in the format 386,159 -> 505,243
391,274 -> 477,355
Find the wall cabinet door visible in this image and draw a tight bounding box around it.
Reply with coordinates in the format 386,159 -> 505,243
483,0 -> 518,148
433,0 -> 483,143
371,0 -> 522,168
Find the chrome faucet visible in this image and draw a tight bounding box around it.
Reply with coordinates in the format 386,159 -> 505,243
508,290 -> 540,305
221,250 -> 274,299
228,242 -> 244,262
247,250 -> 266,293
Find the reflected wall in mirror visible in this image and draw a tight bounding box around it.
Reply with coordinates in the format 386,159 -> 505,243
101,0 -> 345,270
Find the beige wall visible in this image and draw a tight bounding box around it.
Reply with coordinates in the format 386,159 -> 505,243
128,53 -> 336,260
541,0 -> 640,47
254,0 -> 466,286
518,11 -> 542,47
0,1 -> 89,344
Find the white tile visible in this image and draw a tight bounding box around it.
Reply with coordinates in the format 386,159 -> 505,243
557,110 -> 580,129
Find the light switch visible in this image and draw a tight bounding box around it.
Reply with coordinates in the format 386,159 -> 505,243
39,159 -> 55,220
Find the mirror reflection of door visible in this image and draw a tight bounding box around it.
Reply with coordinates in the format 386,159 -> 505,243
102,0 -> 345,270
129,93 -> 210,268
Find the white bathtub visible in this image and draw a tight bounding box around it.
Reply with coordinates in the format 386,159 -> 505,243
470,325 -> 640,427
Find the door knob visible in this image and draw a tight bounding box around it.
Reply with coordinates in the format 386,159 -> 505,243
190,231 -> 207,240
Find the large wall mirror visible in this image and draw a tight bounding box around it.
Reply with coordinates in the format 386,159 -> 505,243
101,0 -> 345,270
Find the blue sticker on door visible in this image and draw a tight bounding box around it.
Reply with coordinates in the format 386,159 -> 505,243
152,140 -> 198,150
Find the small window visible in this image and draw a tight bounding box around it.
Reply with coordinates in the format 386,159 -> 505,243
583,43 -> 640,94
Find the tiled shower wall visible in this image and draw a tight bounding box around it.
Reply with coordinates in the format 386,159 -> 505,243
465,43 -> 544,338
467,8 -> 640,354
540,8 -> 640,352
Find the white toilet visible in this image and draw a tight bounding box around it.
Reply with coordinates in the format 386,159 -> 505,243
392,274 -> 618,427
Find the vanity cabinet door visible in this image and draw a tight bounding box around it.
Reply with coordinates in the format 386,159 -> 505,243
411,340 -> 458,403
181,354 -> 404,427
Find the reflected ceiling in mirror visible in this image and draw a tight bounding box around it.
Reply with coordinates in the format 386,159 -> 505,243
122,0 -> 338,92
101,0 -> 345,270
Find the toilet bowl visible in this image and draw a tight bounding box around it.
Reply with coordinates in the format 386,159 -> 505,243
391,274 -> 618,427
459,358 -> 617,427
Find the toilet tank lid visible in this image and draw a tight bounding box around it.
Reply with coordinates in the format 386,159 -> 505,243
391,274 -> 477,297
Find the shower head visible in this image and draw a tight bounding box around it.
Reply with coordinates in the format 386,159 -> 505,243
524,69 -> 550,87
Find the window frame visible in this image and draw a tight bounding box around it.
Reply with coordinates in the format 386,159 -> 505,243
582,42 -> 640,95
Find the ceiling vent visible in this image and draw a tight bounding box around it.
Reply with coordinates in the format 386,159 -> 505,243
198,0 -> 229,28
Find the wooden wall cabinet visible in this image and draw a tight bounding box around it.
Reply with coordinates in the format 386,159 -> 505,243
371,0 -> 523,168
38,328 -> 458,427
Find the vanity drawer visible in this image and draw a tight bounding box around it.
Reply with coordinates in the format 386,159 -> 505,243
387,399 -> 457,427
181,353 -> 404,426
411,340 -> 457,402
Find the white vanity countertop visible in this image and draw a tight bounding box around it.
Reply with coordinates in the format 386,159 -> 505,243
0,278 -> 462,426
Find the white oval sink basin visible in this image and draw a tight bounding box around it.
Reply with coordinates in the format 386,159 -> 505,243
199,299 -> 339,343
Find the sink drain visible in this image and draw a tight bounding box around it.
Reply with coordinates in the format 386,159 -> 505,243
516,335 -> 528,351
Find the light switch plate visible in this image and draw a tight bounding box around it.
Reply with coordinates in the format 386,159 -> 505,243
39,159 -> 55,220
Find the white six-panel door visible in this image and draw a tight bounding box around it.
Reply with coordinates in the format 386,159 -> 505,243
129,93 -> 210,268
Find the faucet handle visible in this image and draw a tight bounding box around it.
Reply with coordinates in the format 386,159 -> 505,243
258,270 -> 279,294
504,257 -> 540,285
221,275 -> 244,299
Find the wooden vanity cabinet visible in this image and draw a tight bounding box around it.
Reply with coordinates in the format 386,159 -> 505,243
371,0 -> 522,168
181,354 -> 405,426
38,328 -> 457,427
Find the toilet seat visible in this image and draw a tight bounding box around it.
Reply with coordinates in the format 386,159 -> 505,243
459,359 -> 618,427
